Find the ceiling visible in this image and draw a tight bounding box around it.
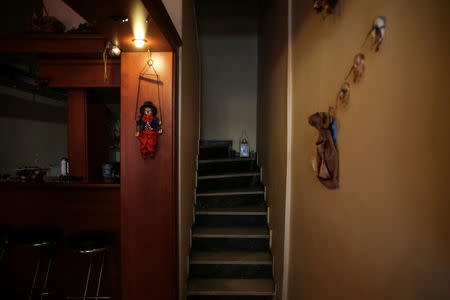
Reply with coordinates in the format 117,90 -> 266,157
64,0 -> 172,52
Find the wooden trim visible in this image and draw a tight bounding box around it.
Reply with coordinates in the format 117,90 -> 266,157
142,0 -> 182,50
39,59 -> 120,88
0,33 -> 106,54
172,50 -> 179,300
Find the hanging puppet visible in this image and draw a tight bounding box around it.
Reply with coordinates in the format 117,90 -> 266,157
313,0 -> 339,17
345,53 -> 365,83
365,16 -> 386,52
337,81 -> 350,107
136,101 -> 162,159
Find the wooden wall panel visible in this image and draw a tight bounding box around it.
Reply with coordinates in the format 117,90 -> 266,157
67,89 -> 89,181
120,52 -> 176,300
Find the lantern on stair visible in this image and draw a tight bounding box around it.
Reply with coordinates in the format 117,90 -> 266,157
239,130 -> 250,158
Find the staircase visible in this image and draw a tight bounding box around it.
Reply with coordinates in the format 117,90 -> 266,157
187,144 -> 275,299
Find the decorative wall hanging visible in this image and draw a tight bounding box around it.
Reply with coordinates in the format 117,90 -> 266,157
308,112 -> 339,189
345,53 -> 365,83
313,0 -> 339,17
337,81 -> 350,107
135,51 -> 163,159
136,102 -> 162,159
364,16 -> 386,52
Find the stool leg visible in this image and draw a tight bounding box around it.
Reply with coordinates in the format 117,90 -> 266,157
95,252 -> 106,299
40,250 -> 54,299
83,255 -> 93,300
0,245 -> 5,263
30,253 -> 42,300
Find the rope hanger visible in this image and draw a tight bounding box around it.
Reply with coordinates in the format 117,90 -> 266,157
135,50 -> 163,123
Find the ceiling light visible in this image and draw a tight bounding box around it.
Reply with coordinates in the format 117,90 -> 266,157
132,39 -> 147,48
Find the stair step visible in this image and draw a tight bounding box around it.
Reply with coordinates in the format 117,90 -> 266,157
196,193 -> 265,210
196,175 -> 262,193
197,187 -> 264,197
198,172 -> 260,180
198,159 -> 259,177
199,144 -> 230,160
191,251 -> 272,265
187,279 -> 275,296
192,227 -> 269,239
196,206 -> 266,216
198,158 -> 255,163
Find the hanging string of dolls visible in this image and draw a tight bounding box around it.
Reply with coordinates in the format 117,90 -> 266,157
309,13 -> 387,189
135,50 -> 164,159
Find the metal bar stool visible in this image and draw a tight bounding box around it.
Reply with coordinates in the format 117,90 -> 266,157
0,225 -> 10,264
13,226 -> 61,300
66,231 -> 112,300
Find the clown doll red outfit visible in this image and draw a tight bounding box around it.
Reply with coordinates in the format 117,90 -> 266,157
136,101 -> 162,158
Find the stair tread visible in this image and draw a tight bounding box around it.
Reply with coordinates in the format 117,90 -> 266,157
196,206 -> 267,215
187,279 -> 275,295
198,172 -> 260,179
199,158 -> 256,163
197,187 -> 264,197
190,251 -> 272,264
192,226 -> 269,238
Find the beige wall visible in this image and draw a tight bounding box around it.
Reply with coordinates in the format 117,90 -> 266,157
257,1 -> 288,299
0,91 -> 67,174
287,0 -> 450,299
198,0 -> 259,152
178,0 -> 200,298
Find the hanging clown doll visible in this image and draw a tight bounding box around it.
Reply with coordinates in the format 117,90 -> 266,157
136,101 -> 162,159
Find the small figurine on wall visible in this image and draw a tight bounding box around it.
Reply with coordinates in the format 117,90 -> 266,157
345,53 -> 365,83
136,101 -> 163,159
313,0 -> 339,17
337,81 -> 351,107
366,16 -> 386,52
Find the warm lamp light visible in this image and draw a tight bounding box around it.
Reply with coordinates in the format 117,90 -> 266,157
111,45 -> 121,56
132,38 -> 147,48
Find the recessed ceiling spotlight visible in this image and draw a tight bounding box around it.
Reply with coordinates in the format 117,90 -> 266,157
132,39 -> 147,48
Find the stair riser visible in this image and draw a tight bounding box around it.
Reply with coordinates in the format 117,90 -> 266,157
190,264 -> 272,279
197,176 -> 262,193
192,238 -> 269,252
199,147 -> 229,160
195,215 -> 267,227
196,194 -> 265,209
198,160 -> 259,176
188,296 -> 273,300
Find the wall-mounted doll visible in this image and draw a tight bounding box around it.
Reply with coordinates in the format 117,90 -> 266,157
136,101 -> 162,159
345,53 -> 365,83
313,0 -> 339,17
365,16 -> 386,52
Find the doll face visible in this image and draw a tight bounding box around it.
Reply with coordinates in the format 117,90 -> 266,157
144,107 -> 152,116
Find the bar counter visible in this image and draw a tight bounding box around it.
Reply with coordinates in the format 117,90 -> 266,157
0,182 -> 121,298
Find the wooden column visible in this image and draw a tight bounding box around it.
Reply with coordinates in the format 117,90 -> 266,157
120,52 -> 177,300
67,89 -> 89,181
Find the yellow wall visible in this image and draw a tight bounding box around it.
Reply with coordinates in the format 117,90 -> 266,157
179,0 -> 200,298
257,1 -> 288,298
287,0 -> 450,299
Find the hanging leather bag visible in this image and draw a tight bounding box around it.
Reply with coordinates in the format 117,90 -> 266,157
308,112 -> 339,189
